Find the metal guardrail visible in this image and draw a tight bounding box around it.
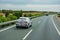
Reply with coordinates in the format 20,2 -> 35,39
0,20 -> 17,25
0,16 -> 39,28
0,16 -> 38,25
0,20 -> 17,28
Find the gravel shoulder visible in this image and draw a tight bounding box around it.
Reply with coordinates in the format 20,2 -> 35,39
53,15 -> 60,32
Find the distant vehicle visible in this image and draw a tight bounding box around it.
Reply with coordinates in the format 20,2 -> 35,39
16,17 -> 32,28
46,14 -> 48,16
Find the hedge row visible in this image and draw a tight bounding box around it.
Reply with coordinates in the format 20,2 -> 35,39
0,15 -> 17,23
58,14 -> 60,17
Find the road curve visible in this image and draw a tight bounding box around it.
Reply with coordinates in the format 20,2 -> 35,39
25,15 -> 60,40
0,15 -> 60,40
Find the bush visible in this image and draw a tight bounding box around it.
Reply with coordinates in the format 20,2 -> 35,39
0,16 -> 9,22
58,14 -> 60,17
6,17 -> 11,21
8,15 -> 17,20
13,10 -> 22,19
0,15 -> 17,23
24,14 -> 27,17
28,14 -> 32,17
31,14 -> 39,17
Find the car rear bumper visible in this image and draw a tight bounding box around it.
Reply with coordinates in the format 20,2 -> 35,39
16,26 -> 28,28
16,24 -> 28,28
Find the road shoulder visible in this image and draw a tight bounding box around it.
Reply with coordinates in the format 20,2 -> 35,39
53,15 -> 60,34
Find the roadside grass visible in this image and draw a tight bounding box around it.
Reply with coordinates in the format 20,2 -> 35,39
58,14 -> 60,17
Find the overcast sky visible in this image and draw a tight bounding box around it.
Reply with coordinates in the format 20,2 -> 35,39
0,0 -> 60,12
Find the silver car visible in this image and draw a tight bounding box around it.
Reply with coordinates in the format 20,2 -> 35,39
16,17 -> 32,28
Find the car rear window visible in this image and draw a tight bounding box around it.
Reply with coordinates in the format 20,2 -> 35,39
20,18 -> 27,20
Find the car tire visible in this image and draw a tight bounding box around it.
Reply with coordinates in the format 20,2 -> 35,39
26,25 -> 29,29
30,24 -> 32,27
30,22 -> 32,27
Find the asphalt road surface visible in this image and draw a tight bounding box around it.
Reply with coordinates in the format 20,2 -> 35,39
0,15 -> 60,40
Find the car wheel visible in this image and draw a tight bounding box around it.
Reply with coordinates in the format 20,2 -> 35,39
26,25 -> 29,28
30,24 -> 32,27
30,22 -> 32,27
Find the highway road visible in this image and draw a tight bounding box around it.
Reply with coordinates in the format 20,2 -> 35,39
0,15 -> 60,40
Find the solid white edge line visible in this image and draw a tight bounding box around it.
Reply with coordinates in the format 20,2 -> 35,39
22,29 -> 33,40
52,16 -> 60,35
0,25 -> 15,32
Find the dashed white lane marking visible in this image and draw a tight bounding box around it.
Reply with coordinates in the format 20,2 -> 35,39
52,16 -> 60,35
22,29 -> 33,40
0,25 -> 15,32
